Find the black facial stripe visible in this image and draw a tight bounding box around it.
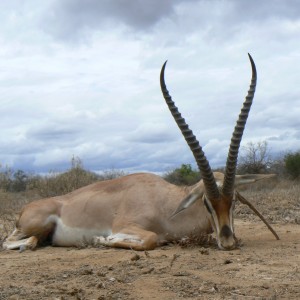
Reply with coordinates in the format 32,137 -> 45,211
204,198 -> 212,214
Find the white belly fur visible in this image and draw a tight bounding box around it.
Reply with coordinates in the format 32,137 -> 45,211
47,215 -> 112,246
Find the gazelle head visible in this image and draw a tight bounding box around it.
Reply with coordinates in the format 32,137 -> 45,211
160,54 -> 260,250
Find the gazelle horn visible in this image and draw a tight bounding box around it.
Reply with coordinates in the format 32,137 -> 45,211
160,61 -> 220,200
222,54 -> 257,197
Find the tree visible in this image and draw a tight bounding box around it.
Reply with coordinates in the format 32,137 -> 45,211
284,151 -> 300,179
237,141 -> 272,174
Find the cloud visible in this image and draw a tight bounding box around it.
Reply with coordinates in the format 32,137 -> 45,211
39,0 -> 185,41
128,123 -> 177,144
38,0 -> 300,43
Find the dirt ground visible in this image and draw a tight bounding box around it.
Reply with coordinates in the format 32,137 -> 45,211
0,219 -> 299,300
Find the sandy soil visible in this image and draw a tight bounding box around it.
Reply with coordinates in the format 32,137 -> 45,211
0,219 -> 299,300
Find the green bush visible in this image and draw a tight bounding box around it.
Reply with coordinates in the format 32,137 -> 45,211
163,164 -> 200,186
284,151 -> 300,179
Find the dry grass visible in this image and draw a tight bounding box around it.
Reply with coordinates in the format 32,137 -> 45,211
235,178 -> 300,224
0,190 -> 34,247
176,233 -> 218,249
29,168 -> 99,198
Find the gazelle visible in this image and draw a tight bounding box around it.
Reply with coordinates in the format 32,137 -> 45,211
3,54 -> 278,252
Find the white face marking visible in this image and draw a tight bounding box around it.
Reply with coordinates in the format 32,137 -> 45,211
229,195 -> 236,233
183,194 -> 199,209
203,195 -> 220,234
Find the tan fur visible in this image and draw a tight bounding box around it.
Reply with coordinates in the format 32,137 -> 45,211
4,173 -> 211,250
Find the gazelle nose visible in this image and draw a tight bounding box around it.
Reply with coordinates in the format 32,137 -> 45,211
221,239 -> 236,250
220,225 -> 236,250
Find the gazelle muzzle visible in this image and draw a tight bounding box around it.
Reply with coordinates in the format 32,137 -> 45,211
203,194 -> 236,250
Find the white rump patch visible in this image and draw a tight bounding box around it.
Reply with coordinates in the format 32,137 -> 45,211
48,215 -> 112,247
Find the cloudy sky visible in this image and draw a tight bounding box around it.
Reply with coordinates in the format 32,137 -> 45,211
1,0 -> 300,174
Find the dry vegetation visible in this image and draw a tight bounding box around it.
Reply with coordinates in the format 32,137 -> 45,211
0,190 -> 35,246
235,178 -> 300,224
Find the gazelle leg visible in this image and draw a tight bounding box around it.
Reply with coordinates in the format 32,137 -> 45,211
3,236 -> 38,251
4,227 -> 25,241
93,226 -> 158,251
3,227 -> 39,251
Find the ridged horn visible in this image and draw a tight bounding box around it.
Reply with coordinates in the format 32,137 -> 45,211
160,61 -> 220,200
222,53 -> 257,197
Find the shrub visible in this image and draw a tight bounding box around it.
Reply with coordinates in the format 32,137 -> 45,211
98,169 -> 127,181
28,157 -> 100,197
1,157 -> 129,197
163,164 -> 200,186
284,151 -> 300,179
11,170 -> 29,192
0,165 -> 13,192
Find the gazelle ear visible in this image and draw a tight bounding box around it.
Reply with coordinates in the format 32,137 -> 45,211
235,174 -> 276,186
170,188 -> 204,219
